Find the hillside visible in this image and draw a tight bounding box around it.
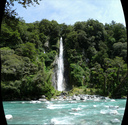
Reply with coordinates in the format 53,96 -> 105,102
0,16 -> 127,100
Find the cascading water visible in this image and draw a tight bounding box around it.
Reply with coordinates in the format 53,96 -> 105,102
57,37 -> 64,91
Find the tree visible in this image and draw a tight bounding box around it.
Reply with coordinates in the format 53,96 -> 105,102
16,42 -> 37,60
70,63 -> 85,86
74,21 -> 86,31
103,57 -> 127,97
77,30 -> 88,49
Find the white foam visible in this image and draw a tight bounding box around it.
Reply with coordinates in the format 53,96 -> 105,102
117,108 -> 125,110
93,105 -> 97,107
100,110 -> 108,114
51,118 -> 60,124
5,114 -> 13,120
79,105 -> 87,108
94,98 -> 100,101
71,107 -> 82,111
10,102 -> 16,103
111,99 -> 116,102
70,112 -> 83,116
45,101 -> 50,104
30,100 -> 41,103
47,104 -> 65,109
115,106 -> 119,108
38,109 -> 43,110
47,105 -> 55,109
100,109 -> 119,115
51,117 -> 71,124
68,101 -> 77,103
104,105 -> 109,108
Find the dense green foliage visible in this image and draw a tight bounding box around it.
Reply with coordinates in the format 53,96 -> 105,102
63,20 -> 127,98
0,17 -> 60,100
0,16 -> 127,100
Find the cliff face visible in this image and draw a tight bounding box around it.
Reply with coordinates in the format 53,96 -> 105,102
51,55 -> 58,90
63,50 -> 72,91
51,47 -> 71,91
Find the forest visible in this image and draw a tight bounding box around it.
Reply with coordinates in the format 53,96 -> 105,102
0,13 -> 127,100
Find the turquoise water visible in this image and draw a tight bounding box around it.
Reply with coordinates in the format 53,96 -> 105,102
3,99 -> 126,124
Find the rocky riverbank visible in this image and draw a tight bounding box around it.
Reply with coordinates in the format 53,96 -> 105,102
38,94 -> 110,102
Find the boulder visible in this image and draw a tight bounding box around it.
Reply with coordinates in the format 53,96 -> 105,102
105,97 -> 110,100
38,98 -> 47,101
41,95 -> 46,99
109,106 -> 119,109
80,95 -> 87,100
5,115 -> 13,120
50,98 -> 55,101
109,110 -> 119,115
110,118 -> 120,123
63,96 -> 67,99
72,95 -> 80,100
100,96 -> 106,99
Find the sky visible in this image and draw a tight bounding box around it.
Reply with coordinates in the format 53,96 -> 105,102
12,0 -> 126,25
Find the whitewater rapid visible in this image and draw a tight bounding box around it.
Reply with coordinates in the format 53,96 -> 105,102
3,99 -> 126,124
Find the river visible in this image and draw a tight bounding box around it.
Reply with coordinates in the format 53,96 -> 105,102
3,99 -> 126,124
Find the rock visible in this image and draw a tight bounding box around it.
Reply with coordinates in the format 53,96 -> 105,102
41,95 -> 46,99
94,98 -> 100,101
109,106 -> 119,109
51,55 -> 58,90
5,115 -> 13,120
109,110 -> 119,115
80,95 -> 87,100
38,98 -> 47,101
100,96 -> 105,99
110,118 -> 120,123
72,95 -> 76,100
85,95 -> 91,99
76,96 -> 80,100
57,96 -> 64,101
65,96 -> 71,100
50,98 -> 55,101
63,96 -> 66,99
72,95 -> 80,100
105,97 -> 110,100
44,41 -> 49,48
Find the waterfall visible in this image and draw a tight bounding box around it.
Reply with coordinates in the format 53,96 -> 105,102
57,37 -> 64,91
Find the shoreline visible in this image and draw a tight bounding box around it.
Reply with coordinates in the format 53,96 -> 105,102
2,94 -> 127,101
